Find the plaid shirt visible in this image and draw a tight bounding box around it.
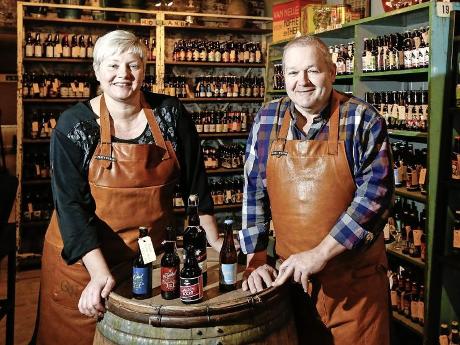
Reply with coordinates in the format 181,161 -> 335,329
239,91 -> 394,254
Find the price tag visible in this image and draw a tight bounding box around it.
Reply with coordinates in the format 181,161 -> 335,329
78,82 -> 84,93
138,236 -> 156,264
437,2 -> 453,18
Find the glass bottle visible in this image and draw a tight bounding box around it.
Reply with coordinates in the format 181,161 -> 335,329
219,219 -> 237,292
161,226 -> 180,300
180,244 -> 203,304
132,227 -> 153,299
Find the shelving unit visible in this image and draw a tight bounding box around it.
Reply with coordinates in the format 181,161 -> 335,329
264,3 -> 452,344
15,1 -> 271,264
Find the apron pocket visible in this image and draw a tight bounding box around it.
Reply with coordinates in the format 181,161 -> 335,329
50,261 -> 89,309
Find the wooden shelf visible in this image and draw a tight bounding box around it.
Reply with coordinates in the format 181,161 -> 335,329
395,187 -> 427,203
206,167 -> 243,175
173,203 -> 242,214
386,243 -> 425,268
199,132 -> 248,139
22,179 -> 51,186
165,61 -> 264,68
23,57 -> 92,63
388,130 -> 428,139
22,138 -> 51,144
392,311 -> 424,336
180,97 -> 263,103
269,55 -> 282,62
165,25 -> 271,34
24,15 -> 156,28
23,98 -> 84,103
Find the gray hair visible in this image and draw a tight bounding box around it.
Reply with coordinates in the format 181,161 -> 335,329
282,35 -> 334,71
92,30 -> 147,72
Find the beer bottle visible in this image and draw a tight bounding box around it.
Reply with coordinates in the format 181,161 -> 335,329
34,33 -> 42,58
180,245 -> 203,304
439,323 -> 449,345
25,32 -> 34,57
390,273 -> 399,311
417,285 -> 425,325
183,194 -> 208,286
161,226 -> 180,300
219,219 -> 237,291
132,227 -> 153,299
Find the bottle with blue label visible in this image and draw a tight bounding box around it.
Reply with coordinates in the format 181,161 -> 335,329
132,226 -> 152,299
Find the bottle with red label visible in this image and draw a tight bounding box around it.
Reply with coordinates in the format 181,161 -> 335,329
161,226 -> 180,300
180,244 -> 203,304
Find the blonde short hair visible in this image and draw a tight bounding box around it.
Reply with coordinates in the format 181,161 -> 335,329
282,35 -> 335,71
92,30 -> 147,72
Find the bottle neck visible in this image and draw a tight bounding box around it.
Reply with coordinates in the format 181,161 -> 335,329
188,205 -> 200,226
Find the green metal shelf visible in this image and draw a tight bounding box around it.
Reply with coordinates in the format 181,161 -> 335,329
335,74 -> 353,80
395,187 -> 427,203
266,89 -> 286,94
386,243 -> 425,268
392,311 -> 424,337
360,68 -> 429,79
165,61 -> 264,68
388,130 -> 428,139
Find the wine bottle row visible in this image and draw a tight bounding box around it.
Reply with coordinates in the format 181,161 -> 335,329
362,27 -> 430,73
22,73 -> 96,99
273,63 -> 285,90
366,89 -> 429,132
22,189 -> 53,222
329,42 -> 355,75
192,108 -> 254,134
172,39 -> 263,64
392,141 -> 428,193
389,267 -> 425,325
385,196 -> 426,261
194,75 -> 265,99
203,144 -> 245,170
25,109 -> 59,140
24,32 -> 96,59
23,151 -> 51,181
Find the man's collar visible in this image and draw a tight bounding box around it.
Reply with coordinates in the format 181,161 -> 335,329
288,94 -> 333,124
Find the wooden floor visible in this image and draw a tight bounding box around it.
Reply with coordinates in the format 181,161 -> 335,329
0,258 -> 40,345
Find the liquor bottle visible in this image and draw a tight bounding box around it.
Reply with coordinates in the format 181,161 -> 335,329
402,278 -> 412,318
34,33 -> 42,58
452,329 -> 460,345
180,244 -> 203,304
397,275 -> 405,314
25,32 -> 34,57
219,219 -> 237,292
45,34 -> 54,58
62,35 -> 71,58
78,35 -> 86,59
390,273 -> 399,311
161,226 -> 180,300
183,194 -> 208,286
132,227 -> 153,299
410,282 -> 419,322
417,285 -> 425,325
54,33 -> 62,58
71,35 -> 80,58
439,323 -> 449,345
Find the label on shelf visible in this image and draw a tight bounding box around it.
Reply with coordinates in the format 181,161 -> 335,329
436,2 -> 453,18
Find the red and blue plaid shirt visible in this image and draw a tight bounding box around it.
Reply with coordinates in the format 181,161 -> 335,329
239,91 -> 395,254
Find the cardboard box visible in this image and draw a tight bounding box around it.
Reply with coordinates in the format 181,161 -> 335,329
272,0 -> 325,43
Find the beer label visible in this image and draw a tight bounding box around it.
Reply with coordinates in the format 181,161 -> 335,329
34,46 -> 42,58
62,46 -> 71,58
417,301 -> 424,321
87,47 -> 93,58
411,301 -> 418,319
50,118 -> 57,128
220,263 -> 237,285
180,275 -> 203,302
132,266 -> 151,295
25,45 -> 34,57
418,168 -> 427,186
390,291 -> 398,307
71,82 -> 78,93
398,105 -> 406,120
413,229 -> 423,246
32,83 -> 40,94
138,236 -> 156,264
161,267 -> 178,292
54,43 -> 63,57
453,229 -> 460,249
46,46 -> 53,58
78,82 -> 84,93
439,335 -> 449,345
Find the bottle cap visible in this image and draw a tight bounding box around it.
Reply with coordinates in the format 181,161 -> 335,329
224,219 -> 233,225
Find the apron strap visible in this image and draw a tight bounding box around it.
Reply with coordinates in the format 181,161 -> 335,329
98,94 -> 115,169
141,95 -> 170,161
328,90 -> 349,156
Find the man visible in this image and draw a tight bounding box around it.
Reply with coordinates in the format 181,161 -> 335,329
239,35 -> 394,344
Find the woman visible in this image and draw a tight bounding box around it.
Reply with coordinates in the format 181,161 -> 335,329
34,30 -> 222,344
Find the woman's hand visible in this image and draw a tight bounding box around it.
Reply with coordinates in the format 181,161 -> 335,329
80,248 -> 115,318
78,273 -> 115,318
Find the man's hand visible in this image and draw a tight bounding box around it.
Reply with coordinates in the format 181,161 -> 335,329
242,264 -> 278,293
272,235 -> 347,292
78,273 -> 115,318
272,249 -> 327,292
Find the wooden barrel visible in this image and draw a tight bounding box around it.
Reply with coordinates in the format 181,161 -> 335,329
94,249 -> 298,345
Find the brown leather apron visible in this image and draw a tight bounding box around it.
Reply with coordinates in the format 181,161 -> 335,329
267,90 -> 390,345
36,95 -> 180,345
